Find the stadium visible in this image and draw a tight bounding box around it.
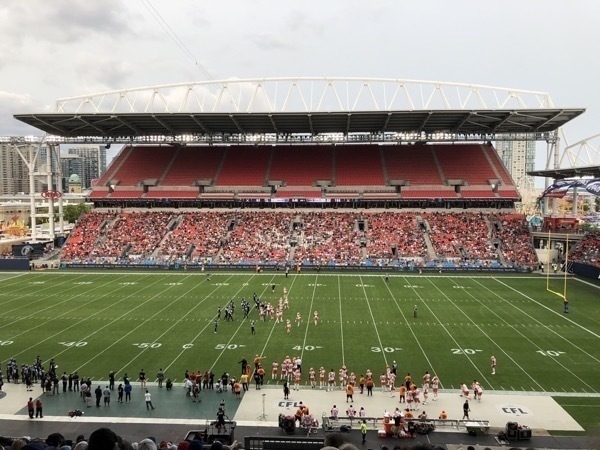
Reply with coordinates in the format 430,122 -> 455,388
1,77 -> 599,450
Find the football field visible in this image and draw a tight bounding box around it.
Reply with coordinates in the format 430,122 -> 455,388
0,270 -> 599,395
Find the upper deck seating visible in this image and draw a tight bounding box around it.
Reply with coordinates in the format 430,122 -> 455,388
334,145 -> 385,186
269,145 -> 333,186
161,146 -> 225,186
383,145 -> 443,185
215,146 -> 271,186
109,146 -> 176,186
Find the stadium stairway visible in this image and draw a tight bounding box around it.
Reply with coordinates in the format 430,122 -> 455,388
420,227 -> 437,260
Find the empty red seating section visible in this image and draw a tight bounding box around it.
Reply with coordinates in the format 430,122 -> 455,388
434,144 -> 496,185
335,146 -> 385,185
482,145 -> 514,185
161,146 -> 225,186
383,145 -> 443,184
269,145 -> 333,185
96,146 -> 133,185
91,143 -> 519,201
498,189 -> 520,199
215,146 -> 271,186
110,146 -> 176,186
88,189 -> 110,199
460,188 -> 497,198
108,189 -> 143,199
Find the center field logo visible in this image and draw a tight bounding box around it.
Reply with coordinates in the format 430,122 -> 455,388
498,404 -> 532,416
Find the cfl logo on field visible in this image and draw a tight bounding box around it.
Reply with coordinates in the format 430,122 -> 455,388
278,401 -> 302,408
499,404 -> 531,415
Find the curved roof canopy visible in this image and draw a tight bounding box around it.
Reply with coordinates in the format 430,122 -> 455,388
12,78 -> 584,142
14,109 -> 583,140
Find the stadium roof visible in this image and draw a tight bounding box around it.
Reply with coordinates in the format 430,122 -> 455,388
14,108 -> 584,139
528,165 -> 600,179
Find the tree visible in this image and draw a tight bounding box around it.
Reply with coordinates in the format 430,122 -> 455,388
63,203 -> 92,223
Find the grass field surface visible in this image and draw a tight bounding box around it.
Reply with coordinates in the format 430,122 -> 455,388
0,271 -> 598,396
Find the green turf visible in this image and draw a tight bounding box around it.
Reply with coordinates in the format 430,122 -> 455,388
1,271 -> 599,398
551,397 -> 600,436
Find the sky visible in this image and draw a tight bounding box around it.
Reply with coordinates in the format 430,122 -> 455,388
1,0 -> 600,170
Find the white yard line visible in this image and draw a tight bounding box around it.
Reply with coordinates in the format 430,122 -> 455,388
253,273 -> 298,365
489,278 -> 600,341
126,273 -> 251,375
0,272 -> 91,318
470,277 -> 599,390
573,277 -> 600,290
67,274 -> 188,373
441,278 -> 549,391
299,275 -> 318,363
337,275 -> 346,366
1,273 -> 135,364
359,275 -> 387,366
419,277 -> 493,388
383,278 -> 439,383
199,272 -> 290,374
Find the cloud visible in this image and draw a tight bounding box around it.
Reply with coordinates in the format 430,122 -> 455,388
250,32 -> 296,51
70,54 -> 137,93
0,1 -> 137,46
0,91 -> 49,135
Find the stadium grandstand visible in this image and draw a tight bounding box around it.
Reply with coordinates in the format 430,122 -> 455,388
10,77 -> 598,274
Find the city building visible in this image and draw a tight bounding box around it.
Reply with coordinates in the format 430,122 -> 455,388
495,139 -> 536,195
64,144 -> 107,189
0,140 -> 43,195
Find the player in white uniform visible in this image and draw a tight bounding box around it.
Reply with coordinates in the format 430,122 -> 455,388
328,370 -> 336,391
330,404 -> 339,419
431,375 -> 440,401
319,367 -> 326,389
309,368 -> 316,389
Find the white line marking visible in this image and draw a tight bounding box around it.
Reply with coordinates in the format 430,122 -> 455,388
359,275 -> 387,366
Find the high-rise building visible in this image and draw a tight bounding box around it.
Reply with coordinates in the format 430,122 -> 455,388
65,145 -> 107,188
60,154 -> 85,192
495,139 -> 536,195
0,141 -> 42,195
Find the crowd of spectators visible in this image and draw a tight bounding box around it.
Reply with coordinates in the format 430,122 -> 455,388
60,212 -> 118,261
220,212 -> 295,265
365,212 -> 427,264
293,212 -> 363,266
568,232 -> 600,268
423,212 -> 497,262
489,213 -> 538,268
159,212 -> 231,262
59,210 -> 540,269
